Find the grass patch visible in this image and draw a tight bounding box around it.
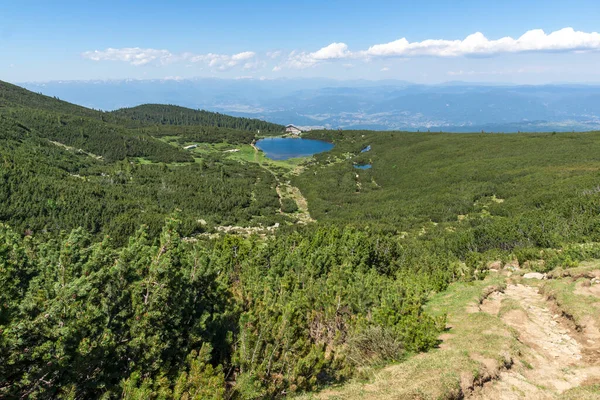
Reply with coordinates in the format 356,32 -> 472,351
133,157 -> 153,165
559,384 -> 600,400
498,298 -> 525,318
547,260 -> 600,280
478,283 -> 507,304
539,277 -> 600,331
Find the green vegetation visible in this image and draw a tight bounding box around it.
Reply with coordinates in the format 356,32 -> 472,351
0,81 -> 191,163
111,104 -> 284,133
142,124 -> 257,145
0,131 -> 283,244
298,129 -> 600,252
295,274 -> 519,400
0,81 -> 288,244
3,81 -> 600,398
1,219 -> 458,398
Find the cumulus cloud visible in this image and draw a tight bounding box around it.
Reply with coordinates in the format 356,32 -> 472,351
84,28 -> 600,73
364,27 -> 600,57
82,48 -> 257,70
281,43 -> 352,69
276,27 -> 600,70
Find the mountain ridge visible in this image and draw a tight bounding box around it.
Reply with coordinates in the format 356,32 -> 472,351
19,78 -> 600,132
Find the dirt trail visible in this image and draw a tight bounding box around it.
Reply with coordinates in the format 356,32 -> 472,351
252,142 -> 314,223
473,283 -> 600,399
49,140 -> 103,160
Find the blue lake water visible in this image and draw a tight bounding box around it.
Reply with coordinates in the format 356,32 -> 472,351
256,137 -> 334,160
354,164 -> 372,170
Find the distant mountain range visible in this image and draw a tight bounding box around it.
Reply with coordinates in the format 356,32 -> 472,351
20,78 -> 600,132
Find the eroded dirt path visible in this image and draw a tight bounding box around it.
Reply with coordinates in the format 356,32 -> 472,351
253,142 -> 314,223
473,283 -> 600,399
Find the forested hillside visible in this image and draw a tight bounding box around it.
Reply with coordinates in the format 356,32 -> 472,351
0,81 -> 284,243
0,81 -> 192,163
111,104 -> 284,133
2,82 -> 600,398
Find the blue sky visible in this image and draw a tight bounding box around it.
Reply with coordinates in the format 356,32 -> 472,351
2,0 -> 600,83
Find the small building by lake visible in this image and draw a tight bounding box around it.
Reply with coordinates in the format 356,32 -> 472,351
285,124 -> 302,136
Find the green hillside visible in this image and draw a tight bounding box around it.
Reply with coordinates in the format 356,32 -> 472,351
0,82 -> 286,242
111,103 -> 284,133
0,80 -> 192,162
0,80 -> 109,118
297,129 -> 600,246
2,81 -> 600,399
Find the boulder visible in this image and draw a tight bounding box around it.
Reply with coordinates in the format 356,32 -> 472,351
523,272 -> 546,280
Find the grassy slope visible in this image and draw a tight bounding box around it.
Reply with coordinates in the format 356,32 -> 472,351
296,130 -> 600,231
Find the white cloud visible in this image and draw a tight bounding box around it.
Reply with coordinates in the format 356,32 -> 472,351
82,48 -> 257,71
82,47 -> 174,66
266,50 -> 282,59
364,28 -> 600,58
276,27 -> 600,70
311,42 -> 351,60
232,51 -> 256,61
381,67 -> 390,72
280,43 -> 351,69
83,28 -> 600,74
188,52 -> 258,70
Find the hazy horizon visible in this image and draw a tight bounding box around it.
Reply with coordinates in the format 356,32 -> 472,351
18,78 -> 600,133
3,1 -> 600,84
14,76 -> 600,87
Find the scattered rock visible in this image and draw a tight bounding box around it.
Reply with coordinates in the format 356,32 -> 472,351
523,272 -> 546,280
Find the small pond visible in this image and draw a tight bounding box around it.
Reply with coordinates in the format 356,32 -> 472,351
256,137 -> 334,160
354,164 -> 372,170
